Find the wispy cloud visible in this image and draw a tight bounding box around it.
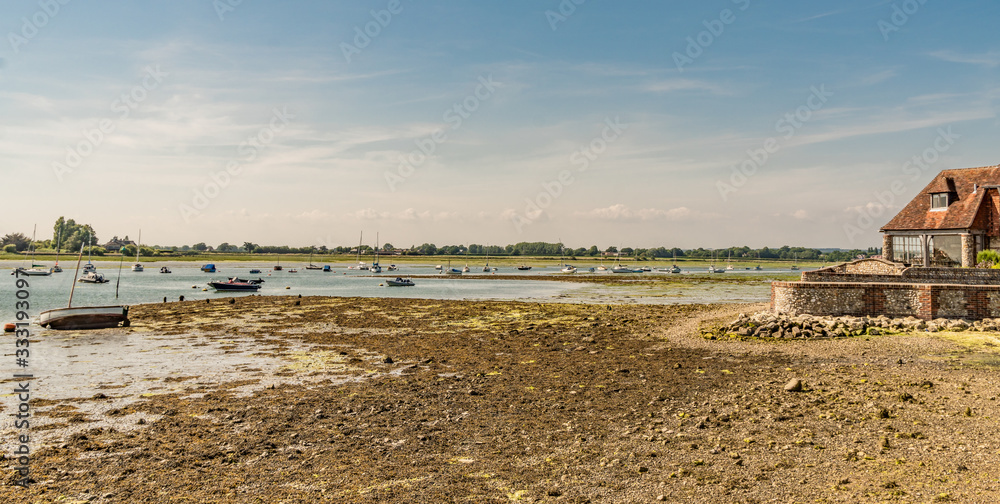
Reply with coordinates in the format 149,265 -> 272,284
574,204 -> 719,222
929,50 -> 1000,68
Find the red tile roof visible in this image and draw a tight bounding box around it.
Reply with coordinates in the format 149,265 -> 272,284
881,165 -> 1000,232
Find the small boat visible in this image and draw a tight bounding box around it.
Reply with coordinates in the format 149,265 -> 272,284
610,266 -> 634,273
445,268 -> 463,275
83,262 -> 96,273
288,269 -> 298,273
305,253 -> 322,270
159,266 -> 172,274
516,265 -> 532,271
387,264 -> 398,271
15,266 -> 53,276
670,265 -> 682,274
640,266 -> 652,272
273,260 -> 283,271
40,305 -> 129,330
386,277 -> 415,287
78,271 -> 109,283
39,240 -> 128,330
201,264 -> 217,273
462,265 -> 470,273
754,265 -> 763,271
131,229 -> 144,272
16,226 -> 52,276
560,265 -> 577,274
52,225 -> 64,273
708,265 -> 725,274
249,268 -> 261,274
322,265 -> 332,272
208,278 -> 263,291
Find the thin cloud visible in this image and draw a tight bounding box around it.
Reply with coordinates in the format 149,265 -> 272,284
929,50 -> 1000,68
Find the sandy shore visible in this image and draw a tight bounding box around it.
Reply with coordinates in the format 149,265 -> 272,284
3,296 -> 999,502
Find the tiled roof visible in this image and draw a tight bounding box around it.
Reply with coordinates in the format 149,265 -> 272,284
881,165 -> 1000,232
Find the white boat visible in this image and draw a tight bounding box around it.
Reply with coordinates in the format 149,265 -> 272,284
131,229 -> 144,272
52,225 -> 63,273
78,271 -> 109,283
434,265 -> 443,270
386,277 -> 415,287
15,225 -> 52,276
561,265 -> 577,273
371,233 -> 382,273
610,247 -> 634,273
442,260 -> 462,275
39,241 -> 128,330
387,264 -> 398,271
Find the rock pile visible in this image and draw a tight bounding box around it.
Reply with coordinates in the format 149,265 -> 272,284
702,312 -> 1000,340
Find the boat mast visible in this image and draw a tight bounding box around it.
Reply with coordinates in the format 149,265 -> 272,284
135,229 -> 141,263
55,225 -> 62,266
28,224 -> 37,267
67,239 -> 86,308
357,231 -> 363,266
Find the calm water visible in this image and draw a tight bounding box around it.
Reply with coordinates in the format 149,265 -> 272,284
0,260 -> 790,325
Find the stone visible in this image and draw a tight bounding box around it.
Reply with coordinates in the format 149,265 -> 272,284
784,378 -> 803,392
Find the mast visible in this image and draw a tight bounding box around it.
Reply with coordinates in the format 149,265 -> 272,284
67,240 -> 85,308
357,231 -> 363,266
55,225 -> 62,267
28,224 -> 37,267
135,229 -> 141,263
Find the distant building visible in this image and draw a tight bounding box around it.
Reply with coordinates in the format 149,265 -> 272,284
103,236 -> 136,251
881,165 -> 1000,267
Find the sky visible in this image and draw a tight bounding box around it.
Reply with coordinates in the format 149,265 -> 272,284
2,0 -> 998,251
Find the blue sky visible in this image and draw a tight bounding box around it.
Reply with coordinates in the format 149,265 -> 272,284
2,0 -> 998,250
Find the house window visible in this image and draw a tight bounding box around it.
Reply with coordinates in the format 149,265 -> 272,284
891,236 -> 924,264
930,193 -> 949,209
929,235 -> 962,266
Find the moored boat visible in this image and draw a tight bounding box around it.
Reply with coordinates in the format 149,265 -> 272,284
78,271 -> 109,283
160,266 -> 172,273
208,278 -> 263,291
386,277 -> 414,287
201,264 -> 217,273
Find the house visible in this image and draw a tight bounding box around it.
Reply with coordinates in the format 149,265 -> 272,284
103,236 -> 136,251
881,165 -> 1000,267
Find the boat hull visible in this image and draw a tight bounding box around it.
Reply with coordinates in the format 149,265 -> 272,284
386,279 -> 414,286
39,306 -> 129,330
208,281 -> 262,291
16,268 -> 52,276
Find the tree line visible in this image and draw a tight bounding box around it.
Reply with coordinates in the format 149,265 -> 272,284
2,220 -> 879,263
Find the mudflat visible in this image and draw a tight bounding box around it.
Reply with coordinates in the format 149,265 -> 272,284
3,296 -> 999,503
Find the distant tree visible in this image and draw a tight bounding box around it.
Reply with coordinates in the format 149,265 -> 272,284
621,247 -> 633,256
192,242 -> 208,251
382,243 -> 394,252
242,242 -> 257,254
605,246 -> 618,254
181,245 -> 191,251
1,233 -> 31,252
3,244 -> 17,254
588,246 -> 599,256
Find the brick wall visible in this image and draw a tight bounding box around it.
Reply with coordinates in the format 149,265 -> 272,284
771,281 -> 1000,320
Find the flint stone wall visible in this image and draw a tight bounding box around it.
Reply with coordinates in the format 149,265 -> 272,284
771,282 -> 1000,320
802,258 -> 1000,285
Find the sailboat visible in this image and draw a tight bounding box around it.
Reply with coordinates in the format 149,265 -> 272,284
708,250 -> 725,273
596,255 -> 608,271
305,252 -> 323,270
52,225 -> 63,273
611,248 -> 634,273
559,241 -> 576,273
40,241 -> 128,330
444,259 -> 463,275
790,253 -> 800,270
352,232 -> 369,270
725,250 -> 734,271
15,225 -> 53,276
482,246 -> 491,272
273,256 -> 283,271
82,233 -> 96,274
131,230 -> 144,272
371,233 -> 382,274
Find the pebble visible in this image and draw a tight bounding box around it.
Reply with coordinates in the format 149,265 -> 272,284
784,378 -> 803,392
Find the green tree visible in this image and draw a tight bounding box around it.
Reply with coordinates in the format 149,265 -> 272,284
192,242 -> 208,251
3,244 -> 17,254
1,233 -> 31,252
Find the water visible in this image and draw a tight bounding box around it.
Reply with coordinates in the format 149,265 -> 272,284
0,260 -> 791,324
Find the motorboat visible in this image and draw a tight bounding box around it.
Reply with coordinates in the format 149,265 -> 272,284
159,266 -> 172,274
708,265 -> 725,274
386,277 -> 415,287
435,265 -> 443,270
754,265 -> 762,271
83,263 -> 96,273
560,265 -> 577,274
78,271 -> 109,283
40,305 -> 129,330
387,264 -> 398,271
208,278 -> 263,291
322,265 -> 332,272
611,266 -> 635,273
445,268 -> 464,275
249,268 -> 261,274
288,268 -> 298,273
201,264 -> 217,273
462,265 -> 470,273
516,265 -> 532,271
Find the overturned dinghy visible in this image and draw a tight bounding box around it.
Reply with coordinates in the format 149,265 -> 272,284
40,306 -> 129,330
